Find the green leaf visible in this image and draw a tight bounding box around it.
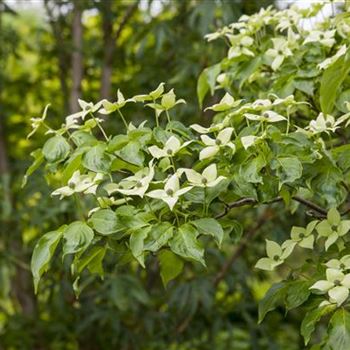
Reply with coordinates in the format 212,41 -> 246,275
74,245 -> 106,276
272,156 -> 303,188
42,135 -> 70,163
22,149 -> 44,187
258,282 -> 288,323
327,308 -> 350,350
320,49 -> 350,114
31,228 -> 64,293
82,144 -> 111,173
169,223 -> 205,266
197,63 -> 220,108
286,280 -> 312,310
158,250 -> 184,287
62,221 -> 94,257
118,141 -> 144,166
89,209 -> 121,235
240,155 -> 266,184
144,222 -> 174,252
130,228 -> 149,267
62,154 -> 82,183
108,135 -> 129,152
301,305 -> 334,345
192,218 -> 224,247
70,131 -> 97,147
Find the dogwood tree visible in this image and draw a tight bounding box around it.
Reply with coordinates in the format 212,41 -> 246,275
26,2 -> 350,348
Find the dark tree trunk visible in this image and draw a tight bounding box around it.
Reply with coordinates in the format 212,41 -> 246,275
69,0 -> 83,113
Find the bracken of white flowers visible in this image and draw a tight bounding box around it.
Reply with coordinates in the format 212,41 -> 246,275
310,268 -> 350,306
199,127 -> 236,160
266,38 -> 293,71
146,174 -> 192,211
106,162 -> 155,198
178,164 -> 226,188
303,30 -> 336,48
148,136 -> 191,159
51,170 -> 103,199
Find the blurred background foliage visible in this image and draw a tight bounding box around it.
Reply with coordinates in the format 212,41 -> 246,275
0,0 -> 315,349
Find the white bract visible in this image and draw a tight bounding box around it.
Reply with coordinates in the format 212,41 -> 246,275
199,128 -> 235,160
146,174 -> 192,211
148,136 -> 191,159
303,30 -> 336,48
326,255 -> 350,271
109,163 -> 155,198
245,110 -> 286,123
205,93 -> 242,112
99,90 -> 135,114
28,104 -> 50,139
310,268 -> 350,306
133,82 -> 165,102
255,239 -> 296,271
51,171 -> 103,199
290,220 -> 318,249
180,164 -> 226,188
316,207 -> 350,251
307,113 -> 349,135
266,38 -> 292,71
66,99 -> 103,124
227,35 -> 254,59
190,123 -> 224,134
318,45 -> 347,70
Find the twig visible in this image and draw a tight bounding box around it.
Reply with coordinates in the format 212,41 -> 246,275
215,195 -> 329,220
213,209 -> 274,287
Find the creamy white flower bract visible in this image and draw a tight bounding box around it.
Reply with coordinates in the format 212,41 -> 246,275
112,162 -> 155,198
148,136 -> 191,159
199,127 -> 235,160
180,164 -> 226,188
51,171 -> 103,199
310,268 -> 350,306
146,174 -> 192,211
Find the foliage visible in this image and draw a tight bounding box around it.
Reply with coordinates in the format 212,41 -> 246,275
23,2 -> 350,348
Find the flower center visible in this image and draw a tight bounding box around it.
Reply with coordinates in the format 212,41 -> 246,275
263,112 -> 269,118
166,149 -> 173,155
201,178 -> 208,185
320,34 -> 325,40
331,224 -> 338,231
166,189 -> 174,196
273,255 -> 280,261
326,121 -> 332,128
299,233 -> 305,239
68,182 -> 76,189
136,181 -> 143,188
215,139 -> 222,146
334,279 -> 341,286
340,263 -> 346,269
278,50 -> 283,55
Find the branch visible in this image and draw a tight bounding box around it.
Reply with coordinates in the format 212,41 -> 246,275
112,1 -> 139,43
215,195 -> 329,220
213,209 -> 275,287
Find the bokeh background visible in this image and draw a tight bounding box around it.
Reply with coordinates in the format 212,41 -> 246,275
0,1 -> 319,349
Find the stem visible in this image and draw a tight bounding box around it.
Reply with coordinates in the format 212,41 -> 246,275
174,210 -> 180,226
170,156 -> 176,172
286,106 -> 291,135
74,193 -> 85,220
90,112 -> 109,141
117,109 -> 128,129
203,187 -> 207,216
165,110 -> 172,132
152,98 -> 159,127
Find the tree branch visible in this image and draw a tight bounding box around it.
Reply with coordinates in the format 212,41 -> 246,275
215,195 -> 329,220
213,209 -> 275,287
